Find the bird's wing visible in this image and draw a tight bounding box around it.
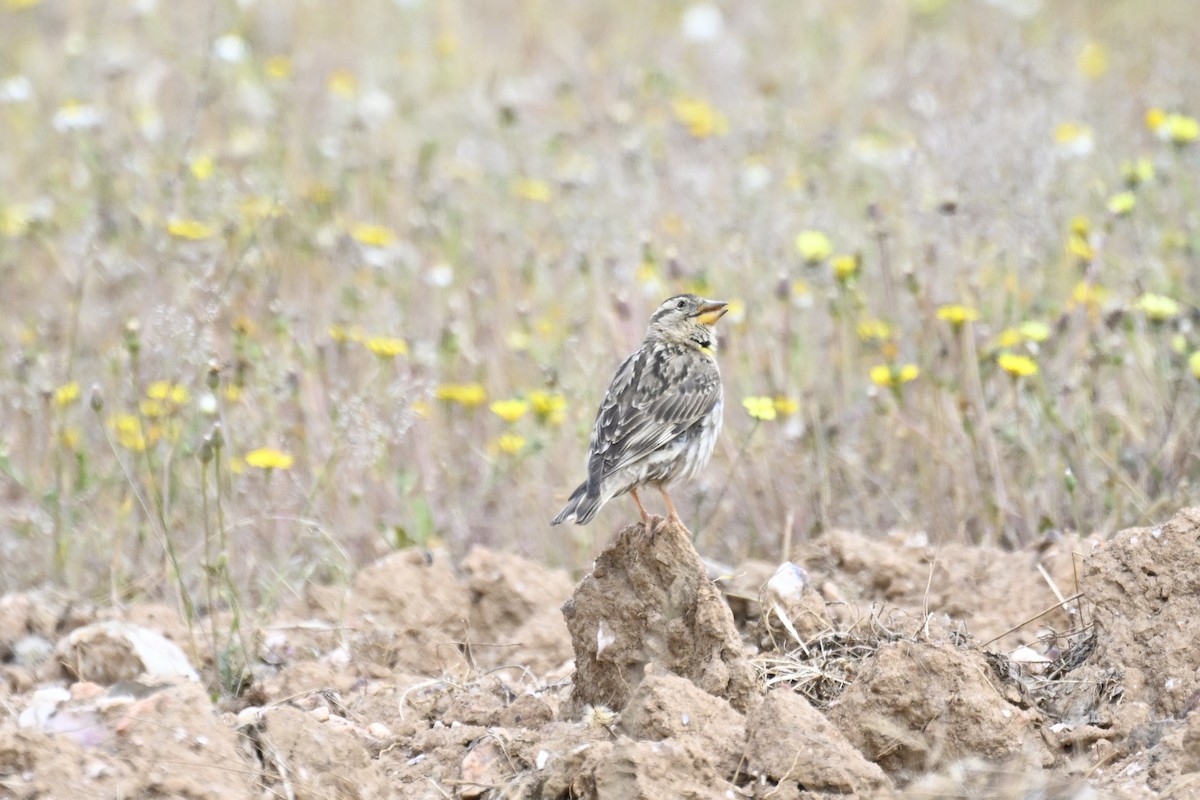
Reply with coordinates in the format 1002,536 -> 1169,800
584,344 -> 721,494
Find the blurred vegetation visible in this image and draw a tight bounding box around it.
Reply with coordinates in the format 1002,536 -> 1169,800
1,0 -> 1198,617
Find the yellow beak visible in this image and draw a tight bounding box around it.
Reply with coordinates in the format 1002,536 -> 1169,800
693,299 -> 729,326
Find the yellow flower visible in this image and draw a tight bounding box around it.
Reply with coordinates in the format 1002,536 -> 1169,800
1136,293 -> 1180,322
995,328 -> 1023,349
350,223 -> 394,247
167,218 -> 215,240
223,384 -> 243,402
1069,281 -> 1109,310
436,383 -> 487,407
109,414 -> 148,451
1017,321 -> 1051,342
328,323 -> 365,344
410,399 -> 430,418
490,398 -> 530,423
1146,107 -> 1167,132
1067,232 -> 1094,261
794,230 -> 833,264
327,68 -> 357,97
512,178 -> 552,202
495,433 -> 527,455
997,352 -> 1038,377
1165,113 -> 1199,145
1070,216 -> 1090,236
856,319 -> 893,342
1190,351 -> 1200,380
54,382 -> 81,407
265,55 -> 292,80
936,304 -> 981,326
1076,41 -> 1108,79
831,254 -> 858,282
529,390 -> 567,424
59,427 -> 81,450
671,96 -> 728,138
147,380 -> 189,405
1054,122 -> 1093,154
869,363 -> 920,388
244,447 -> 294,470
189,155 -> 214,181
365,336 -> 409,357
773,396 -> 799,416
1107,191 -> 1136,216
240,196 -> 284,222
1121,157 -> 1155,188
742,396 -> 777,422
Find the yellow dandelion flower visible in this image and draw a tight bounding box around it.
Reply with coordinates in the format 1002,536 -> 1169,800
1121,157 -> 1155,188
773,396 -> 799,416
795,230 -> 833,264
54,381 -> 81,407
1146,107 -> 1167,132
671,96 -> 728,138
1190,351 -> 1200,380
189,155 -> 214,181
997,352 -> 1038,377
832,254 -> 859,282
327,69 -> 357,97
1054,122 -> 1093,154
1017,321 -> 1051,342
512,178 -> 552,202
244,447 -> 295,470
936,304 -> 981,326
436,383 -> 487,408
350,222 -> 394,248
223,384 -> 243,402
1135,293 -> 1180,322
109,414 -> 147,452
529,390 -> 567,425
869,363 -> 920,388
995,328 -> 1023,349
495,433 -> 527,455
1070,216 -> 1090,236
240,196 -> 284,222
742,396 -> 777,422
856,319 -> 894,342
265,55 -> 292,80
1165,113 -> 1199,145
365,336 -> 409,357
490,398 -> 530,423
1107,191 -> 1136,216
59,427 -> 81,450
167,218 -> 215,240
147,380 -> 189,405
1067,232 -> 1094,261
1070,281 -> 1109,309
1076,41 -> 1108,79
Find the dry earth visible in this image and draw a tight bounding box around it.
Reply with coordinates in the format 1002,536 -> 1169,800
5,509 -> 1200,798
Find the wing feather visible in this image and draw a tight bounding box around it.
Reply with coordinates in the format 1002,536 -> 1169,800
583,343 -> 720,495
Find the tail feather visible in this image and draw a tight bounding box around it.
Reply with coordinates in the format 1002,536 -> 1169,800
551,481 -> 603,525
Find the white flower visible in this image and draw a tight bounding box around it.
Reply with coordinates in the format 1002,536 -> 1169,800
0,75 -> 33,104
681,3 -> 724,42
213,34 -> 248,63
53,102 -> 103,132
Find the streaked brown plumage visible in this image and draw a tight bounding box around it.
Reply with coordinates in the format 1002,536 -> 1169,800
551,294 -> 727,530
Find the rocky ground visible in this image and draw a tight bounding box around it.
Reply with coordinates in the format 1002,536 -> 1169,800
4,508 -> 1200,799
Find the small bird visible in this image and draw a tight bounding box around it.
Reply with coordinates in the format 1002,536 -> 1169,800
551,294 -> 728,531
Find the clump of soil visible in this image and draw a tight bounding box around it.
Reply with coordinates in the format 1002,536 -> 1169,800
5,509 -> 1200,798
562,520 -> 757,715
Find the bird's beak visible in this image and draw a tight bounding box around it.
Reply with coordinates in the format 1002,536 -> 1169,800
692,299 -> 729,326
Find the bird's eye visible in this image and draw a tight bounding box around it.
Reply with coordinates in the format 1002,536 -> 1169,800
676,299 -> 687,310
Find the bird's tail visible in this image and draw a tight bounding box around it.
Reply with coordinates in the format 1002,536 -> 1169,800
551,481 -> 602,525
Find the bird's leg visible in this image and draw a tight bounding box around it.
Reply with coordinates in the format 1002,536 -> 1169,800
629,488 -> 653,528
658,487 -> 688,533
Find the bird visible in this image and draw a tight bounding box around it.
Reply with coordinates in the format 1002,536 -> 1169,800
551,293 -> 728,531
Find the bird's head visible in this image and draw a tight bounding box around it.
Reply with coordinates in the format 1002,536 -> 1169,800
645,294 -> 729,352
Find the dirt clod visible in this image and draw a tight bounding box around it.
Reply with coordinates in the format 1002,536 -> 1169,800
562,520 -> 757,714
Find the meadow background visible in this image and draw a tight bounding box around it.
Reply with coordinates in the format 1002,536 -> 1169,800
0,0 -> 1197,614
